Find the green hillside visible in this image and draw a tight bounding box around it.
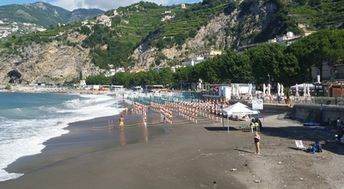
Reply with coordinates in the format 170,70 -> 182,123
287,0 -> 344,29
0,2 -> 104,27
82,1 -> 229,68
1,0 -> 344,70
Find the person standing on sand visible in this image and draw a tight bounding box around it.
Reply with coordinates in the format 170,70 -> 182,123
119,114 -> 125,128
337,117 -> 341,128
254,132 -> 261,155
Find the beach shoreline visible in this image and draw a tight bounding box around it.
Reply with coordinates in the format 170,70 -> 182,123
0,92 -> 127,182
0,108 -> 343,189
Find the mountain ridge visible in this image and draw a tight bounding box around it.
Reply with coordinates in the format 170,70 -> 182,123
0,0 -> 343,85
0,1 -> 104,27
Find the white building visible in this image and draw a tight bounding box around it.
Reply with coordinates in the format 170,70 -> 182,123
81,20 -> 88,26
209,49 -> 222,56
79,80 -> 86,87
161,15 -> 175,22
105,67 -> 125,77
182,56 -> 206,67
181,4 -> 186,9
171,65 -> 183,73
96,15 -> 112,27
269,31 -> 302,46
113,9 -> 119,16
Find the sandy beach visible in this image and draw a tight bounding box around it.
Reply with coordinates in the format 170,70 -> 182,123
0,108 -> 343,189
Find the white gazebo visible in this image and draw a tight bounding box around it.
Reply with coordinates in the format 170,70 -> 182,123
222,102 -> 259,117
222,102 -> 260,133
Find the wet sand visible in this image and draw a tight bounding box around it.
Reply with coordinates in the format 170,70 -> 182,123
1,109 -> 344,189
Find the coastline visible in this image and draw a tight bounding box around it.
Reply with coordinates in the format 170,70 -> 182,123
0,92 -> 125,182
2,109 -> 167,181
0,108 -> 343,188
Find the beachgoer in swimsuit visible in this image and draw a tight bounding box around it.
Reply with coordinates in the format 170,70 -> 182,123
119,114 -> 125,128
254,132 -> 261,155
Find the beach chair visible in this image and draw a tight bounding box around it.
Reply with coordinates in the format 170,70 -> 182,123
295,140 -> 307,150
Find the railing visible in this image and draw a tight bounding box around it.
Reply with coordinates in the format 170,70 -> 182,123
262,96 -> 344,106
233,95 -> 344,107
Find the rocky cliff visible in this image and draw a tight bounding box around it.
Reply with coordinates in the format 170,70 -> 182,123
131,0 -> 279,67
1,0 -> 340,84
0,41 -> 101,84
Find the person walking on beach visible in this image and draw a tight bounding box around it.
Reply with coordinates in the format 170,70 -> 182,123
337,117 -> 341,128
254,132 -> 261,155
119,114 -> 125,128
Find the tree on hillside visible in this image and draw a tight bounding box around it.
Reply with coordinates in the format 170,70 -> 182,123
245,43 -> 299,85
245,44 -> 283,83
287,30 -> 344,82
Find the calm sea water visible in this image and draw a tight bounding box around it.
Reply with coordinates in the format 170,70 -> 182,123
0,92 -> 122,182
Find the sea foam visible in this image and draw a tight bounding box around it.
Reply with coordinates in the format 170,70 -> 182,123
0,93 -> 123,182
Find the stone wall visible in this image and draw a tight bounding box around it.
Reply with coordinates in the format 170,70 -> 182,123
291,104 -> 344,124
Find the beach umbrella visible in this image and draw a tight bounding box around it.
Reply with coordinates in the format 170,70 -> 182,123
307,84 -> 311,96
232,85 -> 236,97
236,84 -> 240,97
267,84 -> 271,96
263,84 -> 266,97
303,84 -> 307,97
277,83 -> 281,96
281,84 -> 284,96
248,83 -> 253,96
296,84 -> 299,97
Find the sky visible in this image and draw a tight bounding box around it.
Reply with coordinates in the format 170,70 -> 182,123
0,0 -> 202,10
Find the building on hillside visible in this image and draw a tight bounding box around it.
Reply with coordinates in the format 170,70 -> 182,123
268,31 -> 302,46
105,67 -> 125,77
181,4 -> 187,9
171,65 -> 183,73
81,20 -> 88,26
96,15 -> 111,27
182,56 -> 206,67
129,68 -> 146,73
79,80 -> 86,87
161,15 -> 175,22
209,49 -> 222,56
122,20 -> 129,25
100,44 -> 108,50
113,9 -> 119,17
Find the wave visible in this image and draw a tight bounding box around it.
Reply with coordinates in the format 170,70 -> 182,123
0,94 -> 124,182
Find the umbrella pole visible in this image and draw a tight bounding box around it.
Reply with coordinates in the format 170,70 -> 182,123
227,117 -> 230,133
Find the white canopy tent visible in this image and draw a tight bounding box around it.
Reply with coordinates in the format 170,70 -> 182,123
222,102 -> 260,133
222,102 -> 259,117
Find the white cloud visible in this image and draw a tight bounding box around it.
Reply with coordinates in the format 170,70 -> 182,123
52,0 -> 201,11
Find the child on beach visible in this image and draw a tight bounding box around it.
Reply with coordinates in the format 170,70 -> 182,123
254,132 -> 261,155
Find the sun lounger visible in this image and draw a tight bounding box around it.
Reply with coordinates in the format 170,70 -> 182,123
295,140 -> 307,150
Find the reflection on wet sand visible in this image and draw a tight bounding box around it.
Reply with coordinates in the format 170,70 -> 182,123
141,126 -> 149,143
119,128 -> 126,146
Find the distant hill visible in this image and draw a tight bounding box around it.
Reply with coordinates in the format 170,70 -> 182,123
69,8 -> 105,23
0,1 -> 104,27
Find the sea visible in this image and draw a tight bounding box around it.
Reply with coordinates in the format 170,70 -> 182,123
0,92 -> 123,182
